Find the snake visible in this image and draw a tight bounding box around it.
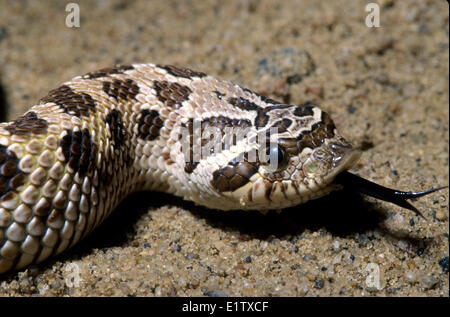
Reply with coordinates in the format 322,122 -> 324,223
0,63 -> 446,274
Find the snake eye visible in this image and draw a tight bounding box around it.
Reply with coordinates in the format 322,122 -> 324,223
265,145 -> 287,172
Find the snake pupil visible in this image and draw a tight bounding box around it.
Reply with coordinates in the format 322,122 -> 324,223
265,145 -> 285,171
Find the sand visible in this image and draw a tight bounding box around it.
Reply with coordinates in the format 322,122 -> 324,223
0,0 -> 448,296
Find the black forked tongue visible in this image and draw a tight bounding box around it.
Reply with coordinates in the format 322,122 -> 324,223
335,171 -> 448,219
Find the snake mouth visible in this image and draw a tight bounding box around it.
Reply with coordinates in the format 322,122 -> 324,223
324,144 -> 361,184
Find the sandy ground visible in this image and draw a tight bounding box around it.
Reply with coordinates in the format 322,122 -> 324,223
0,0 -> 448,296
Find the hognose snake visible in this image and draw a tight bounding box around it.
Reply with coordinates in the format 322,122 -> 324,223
0,63 -> 445,274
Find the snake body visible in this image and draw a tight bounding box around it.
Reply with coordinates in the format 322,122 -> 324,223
0,62 -> 388,273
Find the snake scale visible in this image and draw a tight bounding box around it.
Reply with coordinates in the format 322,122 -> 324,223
0,63 -> 445,274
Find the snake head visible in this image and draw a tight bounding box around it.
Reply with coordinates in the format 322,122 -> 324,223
206,104 -> 361,210
204,102 -> 445,215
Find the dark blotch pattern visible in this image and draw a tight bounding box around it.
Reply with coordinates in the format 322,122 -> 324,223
103,79 -> 140,102
181,117 -> 252,174
228,96 -> 293,129
153,80 -> 192,109
158,64 -> 207,79
137,109 -> 164,141
0,145 -> 26,203
59,129 -> 97,177
228,97 -> 261,111
270,118 -> 293,133
105,110 -> 126,147
202,116 -> 252,131
254,104 -> 292,128
200,116 -> 252,148
4,111 -> 48,136
211,159 -> 259,193
278,138 -> 300,156
83,65 -> 134,79
293,102 -> 315,117
184,162 -> 199,174
40,85 -> 96,118
297,111 -> 336,150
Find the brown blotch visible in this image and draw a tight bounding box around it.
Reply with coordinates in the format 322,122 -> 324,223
105,109 -> 126,147
0,145 -> 26,198
157,64 -> 207,79
161,152 -> 170,161
1,160 -> 17,178
0,178 -> 5,196
264,181 -> 273,202
181,117 -> 252,174
293,102 -> 315,117
270,118 -> 292,133
184,162 -> 199,174
59,129 -> 97,177
228,97 -> 261,111
297,111 -> 335,150
53,193 -> 67,210
47,209 -> 61,223
201,116 -> 251,133
279,138 -> 300,156
84,65 -> 134,79
137,109 -> 164,141
254,104 -> 292,128
103,78 -> 140,102
40,85 -> 96,118
0,191 -> 15,204
211,159 -> 259,193
153,80 -> 192,109
35,198 -> 51,217
4,111 -> 48,136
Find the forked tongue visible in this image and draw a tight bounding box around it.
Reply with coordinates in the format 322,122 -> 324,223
335,171 -> 448,219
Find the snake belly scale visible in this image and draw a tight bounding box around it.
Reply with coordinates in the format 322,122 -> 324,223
0,62 -> 387,273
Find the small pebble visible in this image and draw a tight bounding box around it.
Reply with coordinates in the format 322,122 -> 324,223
419,275 -> 439,290
347,105 -> 357,114
435,209 -> 446,221
204,290 -> 228,297
186,253 -> 199,260
416,248 -> 424,256
303,254 -> 316,261
405,271 -> 417,283
438,257 -> 448,274
358,234 -> 368,246
386,213 -> 406,228
244,256 -> 252,263
298,284 -> 309,296
0,26 -> 8,43
333,240 -> 340,250
314,278 -> 324,289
